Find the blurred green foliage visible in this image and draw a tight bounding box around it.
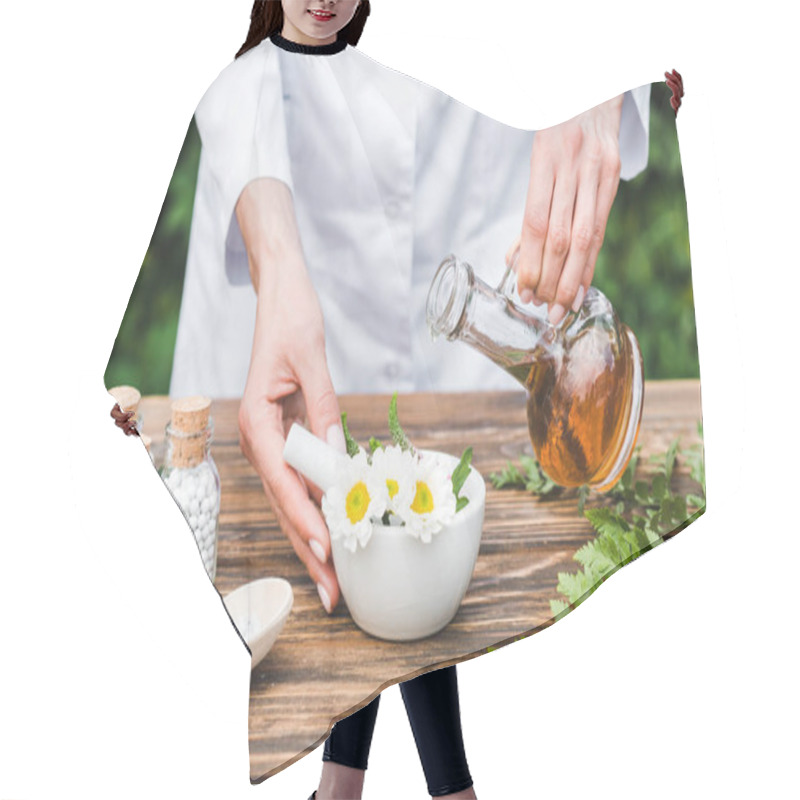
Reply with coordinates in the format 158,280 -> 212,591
104,120 -> 201,395
105,81 -> 697,394
594,82 -> 698,381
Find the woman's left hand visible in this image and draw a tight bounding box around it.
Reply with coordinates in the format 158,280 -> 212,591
508,93 -> 625,326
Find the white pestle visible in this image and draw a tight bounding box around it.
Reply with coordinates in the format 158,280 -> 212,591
283,423 -> 351,493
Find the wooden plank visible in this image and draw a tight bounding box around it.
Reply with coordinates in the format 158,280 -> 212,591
138,380 -> 703,780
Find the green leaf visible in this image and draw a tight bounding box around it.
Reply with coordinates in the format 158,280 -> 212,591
489,455 -> 559,497
451,448 -> 473,513
340,413 -> 360,458
661,494 -> 688,528
550,598 -> 570,617
573,541 -> 616,576
680,424 -> 706,492
651,473 -> 667,500
686,493 -> 705,509
388,392 -> 414,453
608,449 -> 639,503
622,528 -> 645,552
664,438 -> 680,484
556,570 -> 599,604
368,437 -> 384,454
452,447 -> 473,497
623,450 -> 640,488
635,480 -> 652,504
520,455 -> 560,496
550,423 -> 700,615
489,460 -> 526,489
641,524 -> 663,548
577,485 -> 590,515
584,507 -> 630,538
595,531 -> 629,566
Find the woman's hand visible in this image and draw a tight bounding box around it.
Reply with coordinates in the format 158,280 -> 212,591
236,178 -> 345,614
509,94 -> 624,325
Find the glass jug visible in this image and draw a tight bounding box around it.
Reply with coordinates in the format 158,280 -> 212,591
426,255 -> 643,491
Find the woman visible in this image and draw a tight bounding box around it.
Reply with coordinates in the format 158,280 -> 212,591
232,6 -> 481,797
140,0 -> 650,796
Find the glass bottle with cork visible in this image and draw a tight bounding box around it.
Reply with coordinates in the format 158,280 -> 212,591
160,396 -> 220,580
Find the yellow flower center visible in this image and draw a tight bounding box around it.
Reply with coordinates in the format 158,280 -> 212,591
386,478 -> 399,498
345,481 -> 370,525
411,481 -> 435,515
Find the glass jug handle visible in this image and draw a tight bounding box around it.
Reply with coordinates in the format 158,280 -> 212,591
497,252 -> 519,299
495,253 -> 563,330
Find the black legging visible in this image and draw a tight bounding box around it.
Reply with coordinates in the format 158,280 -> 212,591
323,665 -> 473,797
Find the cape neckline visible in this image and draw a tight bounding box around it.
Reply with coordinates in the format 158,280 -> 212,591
270,32 -> 347,56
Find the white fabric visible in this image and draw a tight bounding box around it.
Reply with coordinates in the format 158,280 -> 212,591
170,39 -> 650,398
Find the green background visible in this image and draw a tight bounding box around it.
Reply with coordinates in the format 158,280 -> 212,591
105,81 -> 697,394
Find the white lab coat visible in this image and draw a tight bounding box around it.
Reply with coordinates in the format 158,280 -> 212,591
170,37 -> 650,398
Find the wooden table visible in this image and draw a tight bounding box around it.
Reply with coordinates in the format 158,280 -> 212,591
139,380 -> 703,782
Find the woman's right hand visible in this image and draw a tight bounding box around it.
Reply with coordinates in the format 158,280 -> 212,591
235,178 -> 346,614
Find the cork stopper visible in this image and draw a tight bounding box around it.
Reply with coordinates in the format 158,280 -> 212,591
109,385 -> 141,419
168,396 -> 212,468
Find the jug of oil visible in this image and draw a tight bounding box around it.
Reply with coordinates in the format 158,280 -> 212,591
426,254 -> 644,491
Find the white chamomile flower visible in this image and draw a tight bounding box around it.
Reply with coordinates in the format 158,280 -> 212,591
370,445 -> 415,519
401,452 -> 457,543
321,450 -> 387,553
